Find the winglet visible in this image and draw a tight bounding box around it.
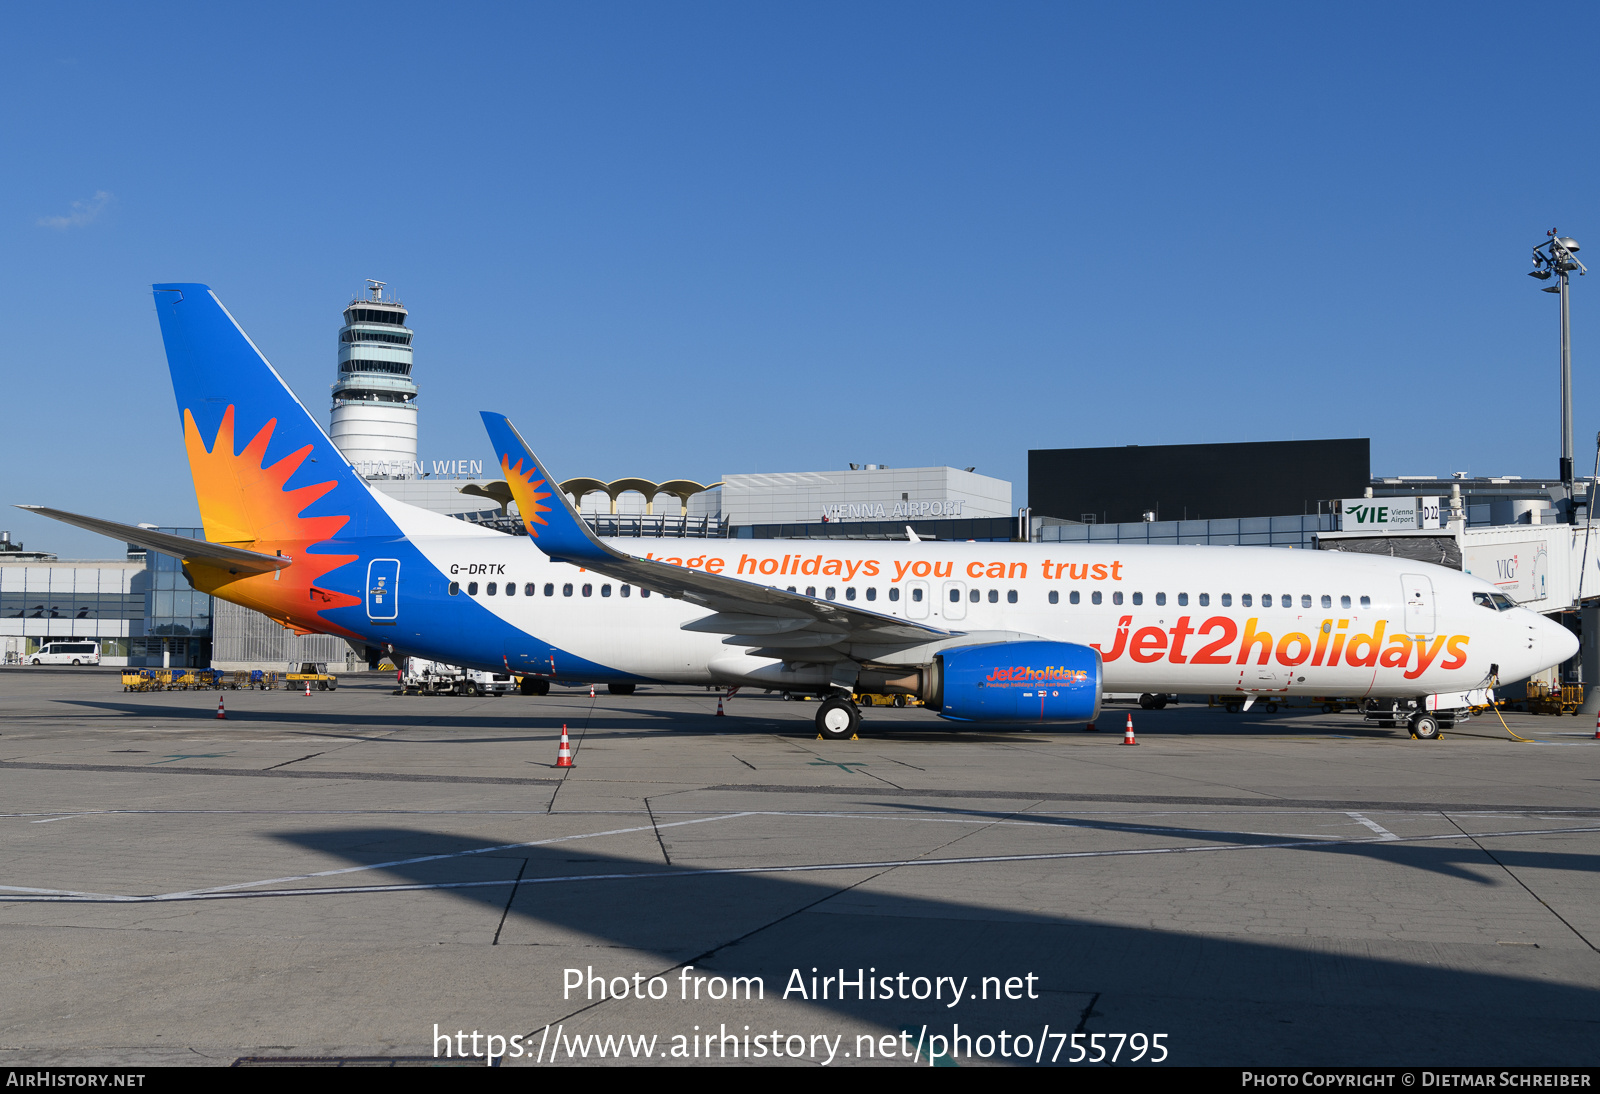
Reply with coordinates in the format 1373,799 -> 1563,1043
479,412 -> 608,563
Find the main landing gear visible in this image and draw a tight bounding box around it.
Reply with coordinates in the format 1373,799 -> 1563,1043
816,695 -> 861,741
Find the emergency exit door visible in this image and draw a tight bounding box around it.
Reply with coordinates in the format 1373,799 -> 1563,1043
367,559 -> 400,623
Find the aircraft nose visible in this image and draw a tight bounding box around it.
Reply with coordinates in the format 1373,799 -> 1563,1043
1541,614 -> 1579,667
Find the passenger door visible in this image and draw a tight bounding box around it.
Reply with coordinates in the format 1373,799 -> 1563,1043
366,559 -> 400,624
1401,574 -> 1435,634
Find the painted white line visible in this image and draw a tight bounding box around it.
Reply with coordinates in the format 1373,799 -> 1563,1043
166,813 -> 755,898
7,823 -> 1599,904
1346,812 -> 1400,841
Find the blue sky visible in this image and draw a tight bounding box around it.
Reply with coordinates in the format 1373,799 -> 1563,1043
4,2 -> 1597,557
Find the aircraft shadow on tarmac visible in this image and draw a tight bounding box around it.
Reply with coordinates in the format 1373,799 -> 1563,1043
877,803 -> 1600,885
271,824 -> 1600,1064
56,697 -> 1407,744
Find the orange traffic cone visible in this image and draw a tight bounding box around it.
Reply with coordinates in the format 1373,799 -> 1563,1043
216,695 -> 226,720
1122,713 -> 1138,745
555,725 -> 574,768
716,695 -> 725,716
589,684 -> 595,698
304,680 -> 311,697
1084,721 -> 1097,732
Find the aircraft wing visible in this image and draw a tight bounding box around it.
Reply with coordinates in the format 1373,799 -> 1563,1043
15,505 -> 292,575
478,414 -> 951,649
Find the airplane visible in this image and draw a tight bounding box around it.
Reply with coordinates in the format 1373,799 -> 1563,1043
20,284 -> 1579,742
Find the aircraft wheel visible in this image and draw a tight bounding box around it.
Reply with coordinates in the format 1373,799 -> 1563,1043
1411,713 -> 1441,740
608,683 -> 635,695
816,696 -> 860,741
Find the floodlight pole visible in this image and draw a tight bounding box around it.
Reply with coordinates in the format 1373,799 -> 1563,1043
1530,231 -> 1587,504
1560,261 -> 1573,489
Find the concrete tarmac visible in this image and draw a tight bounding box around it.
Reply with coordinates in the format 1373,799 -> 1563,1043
1,667 -> 1597,1067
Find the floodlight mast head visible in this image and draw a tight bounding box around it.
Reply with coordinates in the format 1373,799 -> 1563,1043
1531,230 -> 1586,498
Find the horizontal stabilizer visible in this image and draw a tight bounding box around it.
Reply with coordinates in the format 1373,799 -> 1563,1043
15,506 -> 292,574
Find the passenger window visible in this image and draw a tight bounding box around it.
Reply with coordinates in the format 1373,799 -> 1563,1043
1070,590 -> 1080,605
525,583 -> 535,596
641,588 -> 651,598
1155,592 -> 1166,606
866,588 -> 877,601
621,585 -> 631,597
949,588 -> 960,604
972,589 -> 982,603
846,586 -> 857,601
1360,596 -> 1371,609
1112,591 -> 1123,605
544,583 -> 555,596
1007,590 -> 1017,604
1321,595 -> 1331,609
1301,594 -> 1312,608
1221,593 -> 1231,607
826,587 -> 836,600
1241,594 -> 1252,607
1340,595 -> 1351,609
448,582 -> 459,595
601,584 -> 611,597
806,586 -> 816,597
468,582 -> 479,596
1177,593 -> 1187,606
888,588 -> 900,602
582,584 -> 593,597
1092,591 -> 1102,605
486,582 -> 497,596
562,584 -> 573,597
1049,591 -> 1060,605
1132,592 -> 1143,606
505,583 -> 516,597
1282,595 -> 1292,608
1198,593 -> 1209,607
912,588 -> 923,602
786,586 -> 796,593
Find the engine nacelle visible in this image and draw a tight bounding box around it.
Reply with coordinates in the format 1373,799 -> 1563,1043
931,640 -> 1102,723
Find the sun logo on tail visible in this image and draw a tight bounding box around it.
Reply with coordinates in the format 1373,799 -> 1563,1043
501,454 -> 554,537
182,405 -> 360,632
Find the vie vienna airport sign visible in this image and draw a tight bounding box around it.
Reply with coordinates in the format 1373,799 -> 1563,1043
1339,497 -> 1441,532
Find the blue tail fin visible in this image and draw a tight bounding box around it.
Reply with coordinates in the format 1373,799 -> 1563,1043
151,284 -> 394,544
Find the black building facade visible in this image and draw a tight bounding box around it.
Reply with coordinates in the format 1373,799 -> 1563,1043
1030,438 -> 1370,525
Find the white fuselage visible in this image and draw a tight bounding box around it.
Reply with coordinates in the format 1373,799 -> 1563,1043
394,524 -> 1572,700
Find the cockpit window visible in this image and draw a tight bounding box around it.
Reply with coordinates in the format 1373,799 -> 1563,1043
1474,591 -> 1517,611
1491,593 -> 1516,611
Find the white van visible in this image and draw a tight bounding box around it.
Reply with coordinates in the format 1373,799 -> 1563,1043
32,642 -> 101,666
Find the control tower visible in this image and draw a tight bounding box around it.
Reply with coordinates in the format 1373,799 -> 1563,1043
329,280 -> 418,477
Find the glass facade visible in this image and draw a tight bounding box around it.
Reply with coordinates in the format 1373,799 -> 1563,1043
132,529 -> 213,666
